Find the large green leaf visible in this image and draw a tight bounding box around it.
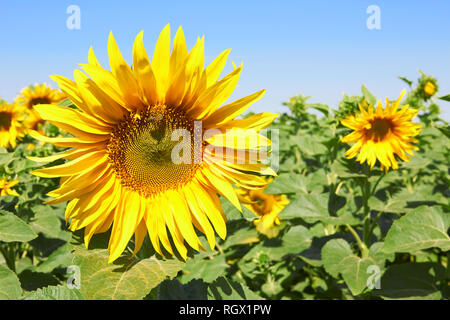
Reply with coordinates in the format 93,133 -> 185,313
374,263 -> 446,300
242,225 -> 312,262
0,264 -> 22,300
280,193 -> 359,225
29,206 -> 63,239
290,135 -> 328,157
383,206 -> 450,254
72,248 -> 184,300
0,210 -> 37,243
22,285 -> 84,300
35,244 -> 73,273
180,252 -> 229,284
264,173 -> 308,194
321,239 -> 385,296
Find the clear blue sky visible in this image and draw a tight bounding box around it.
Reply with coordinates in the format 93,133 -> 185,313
1,0 -> 449,120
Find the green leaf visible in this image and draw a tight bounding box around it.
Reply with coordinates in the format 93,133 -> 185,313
0,210 -> 37,243
242,225 -> 312,262
220,197 -> 255,220
383,206 -> 450,254
157,279 -> 208,300
321,239 -> 381,296
72,248 -> 184,300
0,152 -> 15,166
375,263 -> 446,300
264,173 -> 308,194
308,103 -> 329,116
58,98 -> 76,108
207,277 -> 263,300
280,193 -> 359,225
361,84 -> 377,105
22,285 -> 84,300
437,126 -> 450,139
330,160 -> 366,179
0,264 -> 23,300
437,94 -> 450,102
398,76 -> 413,86
35,244 -> 73,273
290,135 -> 328,157
29,206 -> 63,239
180,252 -> 229,284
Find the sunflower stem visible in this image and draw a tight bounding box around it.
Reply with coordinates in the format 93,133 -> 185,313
364,171 -> 387,246
371,172 -> 385,196
346,224 -> 368,258
360,165 -> 372,247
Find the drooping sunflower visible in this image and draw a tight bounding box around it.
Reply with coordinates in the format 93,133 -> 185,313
0,100 -> 26,149
0,178 -> 20,197
15,83 -> 66,130
340,90 -> 421,171
236,183 -> 289,235
30,25 -> 278,262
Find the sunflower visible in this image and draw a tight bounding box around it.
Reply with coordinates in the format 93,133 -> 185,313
0,100 -> 26,148
423,81 -> 436,97
340,90 -> 421,171
236,184 -> 289,235
0,178 -> 20,197
30,25 -> 278,262
15,83 -> 66,130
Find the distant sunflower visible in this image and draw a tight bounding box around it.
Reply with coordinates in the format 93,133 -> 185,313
340,90 -> 421,171
15,83 -> 66,130
0,178 -> 20,197
423,81 -> 436,97
236,184 -> 289,234
30,25 -> 278,262
0,100 -> 26,148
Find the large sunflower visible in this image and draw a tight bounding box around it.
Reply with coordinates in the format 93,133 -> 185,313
30,25 -> 278,262
0,100 -> 26,148
15,83 -> 66,130
340,90 -> 421,171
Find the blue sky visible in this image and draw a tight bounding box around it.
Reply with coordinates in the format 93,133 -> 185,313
1,0 -> 449,119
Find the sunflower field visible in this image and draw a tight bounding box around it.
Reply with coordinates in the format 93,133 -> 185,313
0,27 -> 449,301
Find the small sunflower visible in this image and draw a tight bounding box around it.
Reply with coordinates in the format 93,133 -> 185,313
0,179 -> 20,197
15,83 -> 66,130
0,100 -> 26,149
340,90 -> 421,171
236,184 -> 289,235
30,25 -> 278,262
423,81 -> 436,97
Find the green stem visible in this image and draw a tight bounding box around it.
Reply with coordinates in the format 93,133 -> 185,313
360,172 -> 371,246
346,224 -> 369,258
371,173 -> 385,196
364,172 -> 387,246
